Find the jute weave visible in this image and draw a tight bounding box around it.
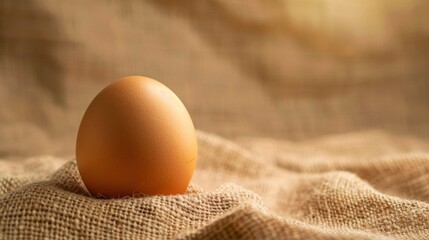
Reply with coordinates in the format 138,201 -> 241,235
1,130 -> 429,239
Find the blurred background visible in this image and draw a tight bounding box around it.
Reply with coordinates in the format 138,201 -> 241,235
0,0 -> 428,158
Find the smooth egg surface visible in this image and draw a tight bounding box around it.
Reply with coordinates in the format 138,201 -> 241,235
76,76 -> 197,198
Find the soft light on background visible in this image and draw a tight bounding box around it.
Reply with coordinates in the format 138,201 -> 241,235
0,0 -> 428,158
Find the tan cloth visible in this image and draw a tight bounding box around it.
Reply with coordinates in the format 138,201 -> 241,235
1,0 -> 429,158
1,130 -> 429,239
1,0 -> 429,239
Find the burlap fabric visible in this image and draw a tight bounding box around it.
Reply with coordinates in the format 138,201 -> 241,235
1,0 -> 429,158
1,0 -> 429,239
1,130 -> 429,239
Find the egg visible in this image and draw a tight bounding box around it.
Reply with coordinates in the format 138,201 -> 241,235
76,76 -> 198,198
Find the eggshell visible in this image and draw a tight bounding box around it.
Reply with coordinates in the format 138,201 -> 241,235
76,76 -> 197,198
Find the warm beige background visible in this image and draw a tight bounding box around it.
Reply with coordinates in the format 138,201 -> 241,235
1,0 -> 428,158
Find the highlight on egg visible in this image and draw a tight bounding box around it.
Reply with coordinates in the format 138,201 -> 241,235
75,76 -> 198,198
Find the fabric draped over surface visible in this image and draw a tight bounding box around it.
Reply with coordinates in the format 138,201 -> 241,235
1,131 -> 429,239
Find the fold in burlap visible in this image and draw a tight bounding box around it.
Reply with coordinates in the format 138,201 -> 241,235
1,130 -> 429,239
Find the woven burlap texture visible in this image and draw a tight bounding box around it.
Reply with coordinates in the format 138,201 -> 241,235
2,0 -> 429,158
1,130 -> 429,239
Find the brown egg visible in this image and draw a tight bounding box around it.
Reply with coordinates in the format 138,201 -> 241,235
76,76 -> 197,198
